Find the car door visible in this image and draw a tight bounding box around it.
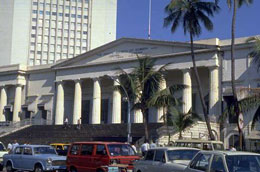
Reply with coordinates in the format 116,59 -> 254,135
92,144 -> 109,171
210,155 -> 227,172
141,150 -> 155,172
152,150 -> 167,172
68,144 -> 81,172
22,147 -> 34,170
78,144 -> 94,172
186,153 -> 212,172
12,146 -> 23,169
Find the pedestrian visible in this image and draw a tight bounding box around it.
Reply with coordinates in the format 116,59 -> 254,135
141,140 -> 149,156
64,117 -> 69,129
131,142 -> 137,153
77,117 -> 81,130
229,145 -> 237,151
11,140 -> 19,152
150,140 -> 157,149
7,142 -> 12,152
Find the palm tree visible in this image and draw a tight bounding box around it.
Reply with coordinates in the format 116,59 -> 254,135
168,107 -> 201,139
116,56 -> 167,141
164,0 -> 220,140
227,0 -> 253,149
148,85 -> 185,143
246,36 -> 260,71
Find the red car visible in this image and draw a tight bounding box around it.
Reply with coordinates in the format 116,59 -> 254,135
66,141 -> 140,172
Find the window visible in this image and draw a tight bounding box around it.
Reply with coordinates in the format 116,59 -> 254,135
65,6 -> 70,10
32,26 -> 36,30
15,147 -> 23,154
190,153 -> 211,171
31,34 -> 36,38
24,147 -> 32,155
71,14 -> 76,18
33,10 -> 37,14
39,10 -> 44,15
70,144 -> 80,155
154,150 -> 165,162
210,155 -> 226,172
83,31 -> 87,35
59,13 -> 63,17
96,145 -> 106,155
77,15 -> 82,19
81,144 -> 93,156
52,12 -> 57,16
145,150 -> 155,161
65,13 -> 69,17
32,18 -> 37,22
33,2 -> 38,5
83,15 -> 88,19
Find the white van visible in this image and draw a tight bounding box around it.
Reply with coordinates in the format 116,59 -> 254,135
171,140 -> 224,151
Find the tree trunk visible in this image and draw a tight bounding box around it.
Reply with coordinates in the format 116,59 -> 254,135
231,0 -> 243,150
179,131 -> 183,140
142,108 -> 149,141
189,32 -> 215,140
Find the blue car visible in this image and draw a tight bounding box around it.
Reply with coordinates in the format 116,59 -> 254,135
3,145 -> 66,172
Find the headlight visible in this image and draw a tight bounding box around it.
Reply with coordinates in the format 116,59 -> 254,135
110,159 -> 119,164
46,158 -> 52,164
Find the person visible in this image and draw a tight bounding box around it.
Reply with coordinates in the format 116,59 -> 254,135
150,140 -> 157,149
11,140 -> 19,152
77,118 -> 81,130
7,142 -> 12,152
229,145 -> 236,151
64,117 -> 69,129
141,140 -> 149,156
131,142 -> 137,153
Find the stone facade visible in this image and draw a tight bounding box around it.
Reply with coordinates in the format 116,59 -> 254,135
0,37 -> 259,148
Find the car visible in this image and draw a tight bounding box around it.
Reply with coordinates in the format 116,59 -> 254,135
185,150 -> 260,172
0,142 -> 8,171
50,143 -> 70,156
133,147 -> 200,172
171,140 -> 224,151
66,141 -> 140,172
3,145 -> 66,172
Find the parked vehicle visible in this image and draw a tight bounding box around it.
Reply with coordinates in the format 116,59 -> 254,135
133,147 -> 200,172
66,141 -> 140,172
0,142 -> 8,171
3,145 -> 66,172
185,150 -> 260,172
171,140 -> 224,151
50,143 -> 70,156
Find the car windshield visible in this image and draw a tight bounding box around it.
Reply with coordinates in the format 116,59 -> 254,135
34,147 -> 57,154
226,155 -> 260,172
108,144 -> 136,156
167,149 -> 199,161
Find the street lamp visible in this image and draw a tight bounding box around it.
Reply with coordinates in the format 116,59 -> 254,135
109,76 -> 131,143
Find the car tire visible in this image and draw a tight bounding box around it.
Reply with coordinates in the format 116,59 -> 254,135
34,164 -> 44,172
0,164 -> 3,171
97,169 -> 104,172
70,167 -> 77,172
6,162 -> 14,172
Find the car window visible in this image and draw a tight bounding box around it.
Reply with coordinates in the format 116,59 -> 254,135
34,147 -> 56,154
70,144 -> 80,155
154,150 -> 164,162
108,144 -> 136,156
190,153 -> 211,171
226,155 -> 260,172
96,145 -> 107,155
23,147 -> 32,155
202,143 -> 212,150
81,144 -> 93,156
56,145 -> 62,150
167,149 -> 199,161
14,147 -> 23,154
145,150 -> 155,161
210,155 -> 226,172
0,143 -> 5,151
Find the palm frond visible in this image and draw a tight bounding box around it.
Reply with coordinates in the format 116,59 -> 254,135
251,106 -> 260,130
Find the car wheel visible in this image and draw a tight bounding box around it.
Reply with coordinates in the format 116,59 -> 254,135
70,167 -> 77,172
0,164 -> 3,171
34,164 -> 44,172
6,162 -> 14,172
97,169 -> 104,172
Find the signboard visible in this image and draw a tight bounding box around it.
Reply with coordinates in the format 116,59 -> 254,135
108,167 -> 119,172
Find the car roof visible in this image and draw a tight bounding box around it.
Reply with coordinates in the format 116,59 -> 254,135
71,141 -> 129,145
149,147 -> 200,151
174,140 -> 223,144
18,145 -> 53,148
50,143 -> 70,145
200,150 -> 260,156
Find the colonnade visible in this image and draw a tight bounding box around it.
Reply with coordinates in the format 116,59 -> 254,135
55,66 -> 220,125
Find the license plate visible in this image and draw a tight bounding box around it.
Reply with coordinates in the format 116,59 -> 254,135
108,167 -> 119,172
127,170 -> 133,172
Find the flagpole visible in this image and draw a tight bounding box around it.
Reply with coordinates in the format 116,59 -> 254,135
148,0 -> 152,39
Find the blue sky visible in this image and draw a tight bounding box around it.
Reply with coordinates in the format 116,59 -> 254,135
117,0 -> 260,42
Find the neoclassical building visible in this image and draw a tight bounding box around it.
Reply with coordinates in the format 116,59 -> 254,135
0,36 -> 259,148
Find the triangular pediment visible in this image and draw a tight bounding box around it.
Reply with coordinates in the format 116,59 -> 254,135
52,38 -> 214,68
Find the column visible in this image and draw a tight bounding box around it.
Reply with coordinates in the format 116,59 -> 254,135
182,69 -> 192,114
13,84 -> 22,122
209,66 -> 220,120
112,78 -> 121,123
157,77 -> 167,122
134,109 -> 143,123
91,78 -> 101,124
73,79 -> 82,124
0,86 -> 7,121
55,81 -> 64,125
